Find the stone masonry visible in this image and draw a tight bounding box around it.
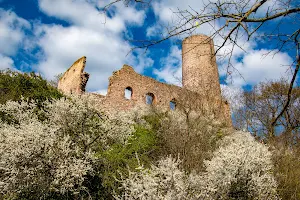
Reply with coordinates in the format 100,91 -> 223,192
58,34 -> 232,126
58,56 -> 89,94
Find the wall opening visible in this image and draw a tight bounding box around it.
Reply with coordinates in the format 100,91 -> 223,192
146,93 -> 155,105
125,87 -> 133,99
170,99 -> 176,110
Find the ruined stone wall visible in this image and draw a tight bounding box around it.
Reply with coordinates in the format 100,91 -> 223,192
100,65 -> 231,126
101,65 -> 184,111
58,56 -> 89,94
57,34 -> 232,126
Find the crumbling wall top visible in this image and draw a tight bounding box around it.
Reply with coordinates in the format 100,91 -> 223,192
58,56 -> 89,94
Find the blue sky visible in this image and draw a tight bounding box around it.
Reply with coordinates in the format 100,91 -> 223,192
0,0 -> 298,104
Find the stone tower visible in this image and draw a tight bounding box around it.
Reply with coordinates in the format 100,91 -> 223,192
182,35 -> 222,104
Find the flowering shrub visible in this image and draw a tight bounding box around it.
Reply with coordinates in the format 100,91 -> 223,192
116,156 -> 201,200
198,131 -> 279,199
0,96 -> 133,198
0,92 -> 280,199
113,105 -> 228,173
118,131 -> 279,200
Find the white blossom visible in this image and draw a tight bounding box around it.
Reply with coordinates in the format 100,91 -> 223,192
116,156 -> 201,200
0,95 -> 134,196
198,131 -> 279,199
118,131 -> 279,200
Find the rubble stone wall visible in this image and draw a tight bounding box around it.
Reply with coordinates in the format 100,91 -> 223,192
58,56 -> 89,94
57,35 -> 232,126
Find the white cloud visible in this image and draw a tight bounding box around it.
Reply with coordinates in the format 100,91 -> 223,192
34,24 -> 153,91
0,54 -> 15,70
154,42 -> 292,90
33,0 -> 152,92
221,84 -> 244,112
127,48 -> 154,73
154,45 -> 182,86
222,50 -> 293,87
91,89 -> 108,96
0,9 -> 30,56
0,9 -> 29,72
0,0 -> 291,95
146,24 -> 161,38
38,0 -> 145,33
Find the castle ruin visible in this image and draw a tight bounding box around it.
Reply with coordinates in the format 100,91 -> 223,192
58,35 -> 231,126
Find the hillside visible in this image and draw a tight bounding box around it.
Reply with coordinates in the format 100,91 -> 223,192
0,71 -> 299,200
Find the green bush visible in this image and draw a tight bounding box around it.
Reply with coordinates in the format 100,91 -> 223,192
99,125 -> 159,196
0,70 -> 64,124
0,69 -> 63,104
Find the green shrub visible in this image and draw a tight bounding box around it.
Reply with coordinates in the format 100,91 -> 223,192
0,70 -> 64,124
99,125 -> 159,196
0,70 -> 63,104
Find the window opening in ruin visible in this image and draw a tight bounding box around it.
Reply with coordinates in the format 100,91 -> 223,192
125,87 -> 132,99
146,93 -> 155,105
170,99 -> 176,110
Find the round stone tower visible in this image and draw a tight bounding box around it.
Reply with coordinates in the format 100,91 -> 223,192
182,35 -> 222,104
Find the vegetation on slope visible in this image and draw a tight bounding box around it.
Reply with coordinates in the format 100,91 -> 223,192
0,70 -> 63,104
0,70 -> 299,199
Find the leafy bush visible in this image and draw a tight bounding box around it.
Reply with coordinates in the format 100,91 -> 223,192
0,70 -> 64,124
0,70 -> 63,104
99,125 -> 159,196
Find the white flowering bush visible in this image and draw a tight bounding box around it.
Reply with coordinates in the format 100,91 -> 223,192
198,131 -> 279,199
0,93 -> 280,199
45,95 -> 134,148
0,96 -> 134,198
118,131 -> 279,200
116,156 -> 201,200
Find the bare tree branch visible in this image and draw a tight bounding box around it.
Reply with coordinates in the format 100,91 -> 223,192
272,30 -> 300,127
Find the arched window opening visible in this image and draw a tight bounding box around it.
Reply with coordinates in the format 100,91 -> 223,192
125,87 -> 132,99
146,93 -> 155,105
170,99 -> 176,110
